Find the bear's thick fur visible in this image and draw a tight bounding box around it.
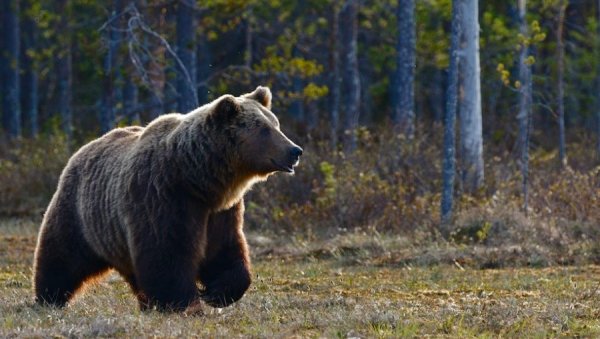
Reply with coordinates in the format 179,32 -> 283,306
33,87 -> 302,313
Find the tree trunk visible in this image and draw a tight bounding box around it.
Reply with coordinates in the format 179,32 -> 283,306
431,68 -> 445,125
329,4 -> 341,148
441,0 -> 462,228
197,29 -> 211,106
517,0 -> 533,214
245,7 -> 253,68
516,0 -> 530,156
557,0 -> 567,166
57,0 -> 72,142
1,0 -> 21,139
101,3 -> 119,134
341,0 -> 361,153
290,78 -> 305,122
393,0 -> 416,136
57,50 -> 73,142
176,0 -> 198,113
21,0 -> 39,137
290,48 -> 305,123
458,0 -> 484,193
123,79 -> 139,124
597,0 -> 600,160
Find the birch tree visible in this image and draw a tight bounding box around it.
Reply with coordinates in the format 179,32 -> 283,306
441,0 -> 462,228
458,0 -> 484,193
517,0 -> 533,214
393,0 -> 416,136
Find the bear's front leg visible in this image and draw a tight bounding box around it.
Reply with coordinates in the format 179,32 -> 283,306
135,252 -> 202,312
199,200 -> 252,308
132,211 -> 209,313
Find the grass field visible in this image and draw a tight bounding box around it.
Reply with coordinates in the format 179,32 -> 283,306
1,218 -> 599,338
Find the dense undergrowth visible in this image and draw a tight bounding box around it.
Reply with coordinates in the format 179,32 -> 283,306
0,126 -> 598,267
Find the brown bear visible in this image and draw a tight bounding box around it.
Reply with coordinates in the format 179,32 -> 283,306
32,86 -> 302,313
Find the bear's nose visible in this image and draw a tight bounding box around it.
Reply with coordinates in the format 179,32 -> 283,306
290,146 -> 303,158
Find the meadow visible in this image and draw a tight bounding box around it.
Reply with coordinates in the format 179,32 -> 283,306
1,217 -> 599,338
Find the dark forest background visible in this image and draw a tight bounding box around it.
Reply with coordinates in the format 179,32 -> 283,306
0,0 -> 599,262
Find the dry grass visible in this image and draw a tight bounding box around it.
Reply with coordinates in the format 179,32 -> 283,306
2,218 -> 599,338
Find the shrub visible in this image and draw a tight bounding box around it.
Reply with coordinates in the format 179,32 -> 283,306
0,136 -> 70,216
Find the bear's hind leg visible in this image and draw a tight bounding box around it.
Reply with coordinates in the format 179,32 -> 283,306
33,222 -> 109,307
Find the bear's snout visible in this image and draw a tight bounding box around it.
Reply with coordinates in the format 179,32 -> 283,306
290,146 -> 303,161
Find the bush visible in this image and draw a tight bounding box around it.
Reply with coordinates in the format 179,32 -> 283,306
0,136 -> 70,216
0,126 -> 598,266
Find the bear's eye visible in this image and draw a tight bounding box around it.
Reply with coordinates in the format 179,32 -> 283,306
260,126 -> 271,137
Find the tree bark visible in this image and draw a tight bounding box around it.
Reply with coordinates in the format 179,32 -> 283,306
290,47 -> 305,123
431,68 -> 445,125
21,0 -> 39,137
123,79 -> 140,124
517,0 -> 533,214
101,2 -> 120,134
1,0 -> 21,139
458,0 -> 484,193
557,0 -> 567,166
516,0 -> 531,156
329,4 -> 341,148
393,0 -> 416,136
597,0 -> 600,160
196,28 -> 211,106
176,0 -> 198,113
441,0 -> 462,228
57,0 -> 72,142
341,0 -> 361,153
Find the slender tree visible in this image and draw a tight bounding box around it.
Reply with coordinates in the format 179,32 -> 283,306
57,0 -> 73,142
393,0 -> 416,136
517,0 -> 533,214
123,79 -> 140,124
597,0 -> 600,160
516,0 -> 531,155
290,47 -> 305,122
196,28 -> 211,106
176,0 -> 198,113
21,0 -> 39,137
329,3 -> 341,148
101,2 -> 120,134
441,0 -> 462,228
341,0 -> 361,153
557,0 -> 567,166
458,0 -> 484,193
1,0 -> 22,139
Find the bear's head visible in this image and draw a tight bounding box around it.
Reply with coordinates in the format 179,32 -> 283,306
208,86 -> 303,176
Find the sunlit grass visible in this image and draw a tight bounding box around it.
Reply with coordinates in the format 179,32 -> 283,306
1,218 -> 599,337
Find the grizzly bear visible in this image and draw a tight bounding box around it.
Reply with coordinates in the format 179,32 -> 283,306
32,86 -> 302,313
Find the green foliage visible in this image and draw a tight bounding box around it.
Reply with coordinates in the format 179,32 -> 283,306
451,220 -> 492,244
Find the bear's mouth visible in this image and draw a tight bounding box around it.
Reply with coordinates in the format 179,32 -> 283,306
270,159 -> 295,173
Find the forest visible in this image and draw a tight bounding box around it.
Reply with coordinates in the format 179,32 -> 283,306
1,0 -> 600,337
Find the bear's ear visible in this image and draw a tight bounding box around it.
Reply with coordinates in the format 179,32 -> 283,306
211,95 -> 241,124
243,86 -> 272,109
